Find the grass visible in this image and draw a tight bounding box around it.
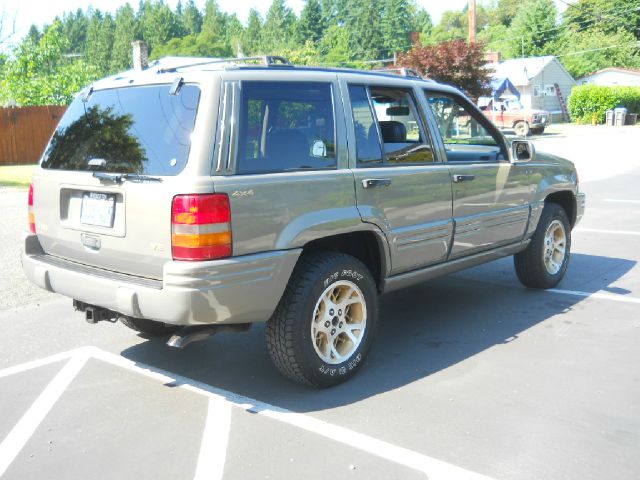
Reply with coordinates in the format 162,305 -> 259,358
0,165 -> 36,187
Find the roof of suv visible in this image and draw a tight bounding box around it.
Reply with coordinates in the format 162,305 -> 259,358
89,55 -> 462,95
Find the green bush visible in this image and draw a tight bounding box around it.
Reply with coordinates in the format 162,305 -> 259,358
568,85 -> 640,124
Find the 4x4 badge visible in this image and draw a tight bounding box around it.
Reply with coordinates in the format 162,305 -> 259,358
232,190 -> 254,197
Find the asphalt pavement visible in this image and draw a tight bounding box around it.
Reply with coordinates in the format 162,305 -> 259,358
1,125 -> 639,480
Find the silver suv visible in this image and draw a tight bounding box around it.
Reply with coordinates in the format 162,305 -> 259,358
23,56 -> 585,387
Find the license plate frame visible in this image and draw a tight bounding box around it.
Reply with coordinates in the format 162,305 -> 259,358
80,192 -> 116,228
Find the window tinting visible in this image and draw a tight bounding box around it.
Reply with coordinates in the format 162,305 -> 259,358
237,82 -> 336,174
41,85 -> 200,175
348,85 -> 383,165
369,87 -> 435,164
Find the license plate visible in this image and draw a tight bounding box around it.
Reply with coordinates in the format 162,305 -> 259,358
80,192 -> 115,228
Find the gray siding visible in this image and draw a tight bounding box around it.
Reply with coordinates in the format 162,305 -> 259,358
529,59 -> 576,112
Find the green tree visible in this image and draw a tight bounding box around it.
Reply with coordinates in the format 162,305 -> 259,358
151,32 -> 231,59
86,11 -> 115,76
60,9 -> 88,54
319,24 -> 353,64
562,0 -> 640,39
412,7 -> 433,40
262,0 -> 297,52
201,0 -> 227,38
507,0 -> 558,57
0,21 -> 100,105
344,0 -> 384,59
139,0 -> 181,52
297,0 -> 325,45
111,4 -> 138,72
381,0 -> 413,55
182,0 -> 203,35
242,9 -> 263,54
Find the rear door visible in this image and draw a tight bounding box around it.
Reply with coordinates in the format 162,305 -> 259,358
344,81 -> 453,275
33,83 -> 203,279
423,91 -> 531,258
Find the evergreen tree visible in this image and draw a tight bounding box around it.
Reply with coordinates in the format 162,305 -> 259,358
202,0 -> 227,38
25,25 -> 41,44
507,0 -> 558,57
139,0 -> 181,52
344,0 -> 383,59
381,0 -> 412,55
243,9 -> 263,54
298,0 -> 325,45
226,13 -> 244,56
182,0 -> 203,35
110,4 -> 138,72
61,9 -> 88,54
262,0 -> 297,52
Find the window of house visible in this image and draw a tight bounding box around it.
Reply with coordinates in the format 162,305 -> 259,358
544,85 -> 556,96
533,85 -> 541,97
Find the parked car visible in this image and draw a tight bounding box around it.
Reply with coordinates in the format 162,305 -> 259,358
479,97 -> 550,136
23,56 -> 585,387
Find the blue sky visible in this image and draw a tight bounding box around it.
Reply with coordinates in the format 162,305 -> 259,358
0,0 -> 570,47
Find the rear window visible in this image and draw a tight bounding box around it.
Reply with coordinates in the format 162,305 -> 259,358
236,81 -> 336,174
41,84 -> 200,176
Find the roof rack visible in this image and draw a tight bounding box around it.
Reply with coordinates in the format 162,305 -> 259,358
372,67 -> 423,79
157,55 -> 292,74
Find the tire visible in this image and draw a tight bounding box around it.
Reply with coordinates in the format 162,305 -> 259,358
120,316 -> 181,336
514,121 -> 530,137
531,127 -> 545,135
266,252 -> 378,387
514,203 -> 571,289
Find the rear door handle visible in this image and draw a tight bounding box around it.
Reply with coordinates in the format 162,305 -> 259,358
362,178 -> 392,188
453,174 -> 475,183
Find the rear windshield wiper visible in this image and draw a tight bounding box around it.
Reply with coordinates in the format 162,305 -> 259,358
92,172 -> 162,183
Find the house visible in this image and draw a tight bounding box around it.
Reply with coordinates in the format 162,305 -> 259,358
577,67 -> 640,87
488,56 -> 576,122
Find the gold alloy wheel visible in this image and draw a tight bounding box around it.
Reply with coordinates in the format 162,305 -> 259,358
311,280 -> 367,365
543,219 -> 567,275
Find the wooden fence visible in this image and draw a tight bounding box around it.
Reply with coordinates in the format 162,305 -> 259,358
0,106 -> 67,166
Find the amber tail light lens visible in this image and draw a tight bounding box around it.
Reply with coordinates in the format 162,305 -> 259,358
171,194 -> 232,261
28,183 -> 36,234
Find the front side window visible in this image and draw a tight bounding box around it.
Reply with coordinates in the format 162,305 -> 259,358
426,93 -> 499,147
236,82 -> 336,174
41,84 -> 200,176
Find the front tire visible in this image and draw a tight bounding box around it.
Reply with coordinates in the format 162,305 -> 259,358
514,203 -> 571,289
514,121 -> 530,137
266,252 -> 378,387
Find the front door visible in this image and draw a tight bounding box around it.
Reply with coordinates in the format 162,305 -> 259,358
344,82 -> 453,275
423,91 -> 530,258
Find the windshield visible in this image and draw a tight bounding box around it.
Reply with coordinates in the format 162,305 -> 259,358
41,84 -> 200,176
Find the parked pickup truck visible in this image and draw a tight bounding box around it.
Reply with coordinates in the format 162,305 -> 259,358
23,56 -> 585,387
480,97 -> 550,136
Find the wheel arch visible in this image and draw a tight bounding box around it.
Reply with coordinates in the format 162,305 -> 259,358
545,191 -> 577,227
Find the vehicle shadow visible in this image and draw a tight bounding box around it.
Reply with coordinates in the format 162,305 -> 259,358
120,252 -> 635,411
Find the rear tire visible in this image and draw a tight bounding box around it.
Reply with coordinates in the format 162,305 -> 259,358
120,317 -> 180,336
266,252 -> 378,387
514,203 -> 571,289
531,127 -> 545,135
514,121 -> 530,137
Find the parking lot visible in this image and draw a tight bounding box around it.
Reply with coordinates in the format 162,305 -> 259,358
1,124 -> 639,480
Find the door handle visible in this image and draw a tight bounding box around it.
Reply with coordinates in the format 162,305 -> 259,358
453,174 -> 475,183
362,178 -> 392,188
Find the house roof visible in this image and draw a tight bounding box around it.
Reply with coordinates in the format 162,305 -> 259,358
579,67 -> 640,79
489,55 -> 558,85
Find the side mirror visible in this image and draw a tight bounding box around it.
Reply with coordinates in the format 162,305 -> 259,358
511,140 -> 535,163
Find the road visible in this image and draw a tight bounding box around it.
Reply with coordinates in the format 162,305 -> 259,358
1,125 -> 639,480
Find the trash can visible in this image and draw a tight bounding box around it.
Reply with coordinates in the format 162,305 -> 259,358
625,113 -> 637,125
614,107 -> 628,126
605,110 -> 615,126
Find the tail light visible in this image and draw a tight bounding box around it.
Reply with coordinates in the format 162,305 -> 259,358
171,194 -> 232,261
28,183 -> 36,234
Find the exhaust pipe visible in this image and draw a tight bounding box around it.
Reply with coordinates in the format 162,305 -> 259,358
167,323 -> 251,349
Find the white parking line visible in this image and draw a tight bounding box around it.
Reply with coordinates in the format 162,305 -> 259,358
603,199 -> 640,204
0,347 -> 82,379
193,396 -> 232,480
575,228 -> 640,236
0,353 -> 88,477
548,288 -> 640,305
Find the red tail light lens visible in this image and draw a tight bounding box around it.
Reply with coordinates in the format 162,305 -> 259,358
28,183 -> 36,234
171,194 -> 232,261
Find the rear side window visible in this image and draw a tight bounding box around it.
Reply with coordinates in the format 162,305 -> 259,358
41,84 -> 200,176
348,85 -> 383,165
236,82 -> 336,174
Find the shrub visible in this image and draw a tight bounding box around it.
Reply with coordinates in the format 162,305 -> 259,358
568,85 -> 640,124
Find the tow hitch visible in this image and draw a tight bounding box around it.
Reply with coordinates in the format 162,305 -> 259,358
74,300 -> 117,324
167,323 -> 252,349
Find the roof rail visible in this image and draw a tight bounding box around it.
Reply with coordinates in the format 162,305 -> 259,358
157,55 -> 292,74
372,67 -> 423,79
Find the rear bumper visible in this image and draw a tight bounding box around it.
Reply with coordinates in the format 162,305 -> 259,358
22,235 -> 301,325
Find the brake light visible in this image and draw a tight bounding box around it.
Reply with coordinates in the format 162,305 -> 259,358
28,183 -> 36,234
171,194 -> 232,261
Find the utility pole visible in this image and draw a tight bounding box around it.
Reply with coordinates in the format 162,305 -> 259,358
468,0 -> 477,43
